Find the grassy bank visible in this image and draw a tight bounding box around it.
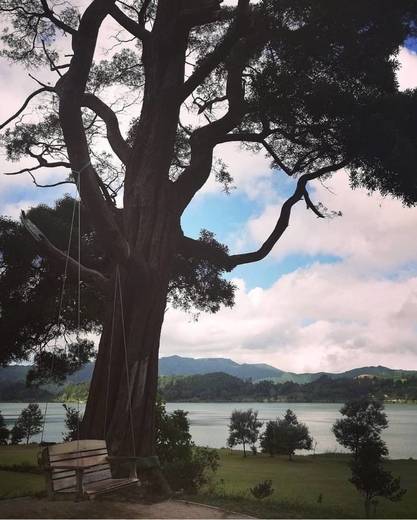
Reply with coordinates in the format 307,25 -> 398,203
194,449 -> 417,518
0,445 -> 416,518
0,445 -> 43,499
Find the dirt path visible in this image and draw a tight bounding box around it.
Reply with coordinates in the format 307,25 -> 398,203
0,497 -> 252,519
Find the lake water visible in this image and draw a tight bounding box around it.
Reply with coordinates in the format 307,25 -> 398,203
1,401 -> 417,459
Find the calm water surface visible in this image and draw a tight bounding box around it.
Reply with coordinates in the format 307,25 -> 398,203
1,401 -> 416,459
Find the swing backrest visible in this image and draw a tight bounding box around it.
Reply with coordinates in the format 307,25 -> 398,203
40,440 -> 112,494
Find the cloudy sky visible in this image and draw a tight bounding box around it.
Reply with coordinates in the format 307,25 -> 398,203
1,22 -> 417,373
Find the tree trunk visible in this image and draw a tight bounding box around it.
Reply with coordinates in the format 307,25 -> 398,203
82,1 -> 190,481
243,442 -> 246,457
81,256 -> 172,457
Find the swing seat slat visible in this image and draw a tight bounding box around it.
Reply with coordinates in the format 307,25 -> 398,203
39,440 -> 139,500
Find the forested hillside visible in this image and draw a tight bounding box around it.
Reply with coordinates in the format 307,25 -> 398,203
159,372 -> 417,403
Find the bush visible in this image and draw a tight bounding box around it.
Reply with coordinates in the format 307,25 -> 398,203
62,404 -> 83,441
250,480 -> 274,500
155,398 -> 219,493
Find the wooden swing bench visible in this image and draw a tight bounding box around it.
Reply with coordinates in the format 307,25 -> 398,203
39,439 -> 159,500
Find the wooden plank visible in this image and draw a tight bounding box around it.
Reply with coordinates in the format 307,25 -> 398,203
48,440 -> 106,455
50,454 -> 109,469
84,478 -> 138,496
53,475 -> 77,492
52,469 -> 76,480
83,469 -> 112,485
50,448 -> 108,463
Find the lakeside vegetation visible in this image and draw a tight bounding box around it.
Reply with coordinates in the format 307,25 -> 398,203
2,372 -> 417,404
159,372 -> 417,403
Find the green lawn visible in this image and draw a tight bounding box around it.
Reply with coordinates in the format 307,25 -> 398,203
0,445 -> 416,518
0,470 -> 44,499
0,445 -> 44,499
0,444 -> 39,467
195,450 -> 417,518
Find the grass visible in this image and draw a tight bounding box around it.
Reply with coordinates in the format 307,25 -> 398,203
0,445 -> 416,518
0,444 -> 39,467
194,449 -> 417,518
0,470 -> 44,499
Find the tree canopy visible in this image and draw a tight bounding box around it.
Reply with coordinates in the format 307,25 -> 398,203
0,197 -> 234,373
1,0 -> 417,459
227,408 -> 262,456
333,398 -> 388,459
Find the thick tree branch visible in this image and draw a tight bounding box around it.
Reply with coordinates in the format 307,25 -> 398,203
180,161 -> 348,270
181,0 -> 250,101
21,211 -> 110,293
56,0 -> 130,263
82,93 -> 131,164
229,162 -> 348,267
0,87 -> 55,130
175,45 -> 250,212
39,0 -> 77,35
109,4 -> 151,41
261,139 -> 292,176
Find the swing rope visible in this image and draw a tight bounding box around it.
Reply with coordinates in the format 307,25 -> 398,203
39,159 -> 137,462
76,169 -> 82,455
116,265 -> 137,457
39,163 -> 87,445
40,187 -> 78,445
103,269 -> 118,439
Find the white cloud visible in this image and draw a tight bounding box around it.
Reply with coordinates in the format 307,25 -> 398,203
245,171 -> 417,272
161,169 -> 417,372
161,263 -> 417,373
397,47 -> 417,91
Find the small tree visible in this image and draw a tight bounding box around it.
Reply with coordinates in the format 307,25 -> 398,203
14,404 -> 43,444
274,409 -> 313,461
227,409 -> 262,457
333,399 -> 388,459
260,420 -> 279,457
0,412 -> 9,445
350,438 -> 406,518
62,404 -> 83,442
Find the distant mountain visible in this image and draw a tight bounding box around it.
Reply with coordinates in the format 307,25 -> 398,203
158,356 -> 417,383
159,355 -> 284,380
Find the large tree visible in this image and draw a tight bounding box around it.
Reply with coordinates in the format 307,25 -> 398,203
1,0 -> 417,463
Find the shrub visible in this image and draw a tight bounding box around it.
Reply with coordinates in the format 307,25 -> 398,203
155,398 -> 219,493
250,480 -> 274,500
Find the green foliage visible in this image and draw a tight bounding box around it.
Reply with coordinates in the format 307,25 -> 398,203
250,479 -> 274,500
62,404 -> 83,442
155,399 -> 219,493
261,409 -> 313,460
0,411 -> 9,445
13,404 -> 43,444
333,399 -> 406,517
10,424 -> 25,445
260,420 -> 280,457
169,230 -> 235,315
0,198 -> 234,376
56,382 -> 90,403
0,197 -> 105,368
333,398 -> 388,458
350,439 -> 407,518
227,409 -> 262,457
